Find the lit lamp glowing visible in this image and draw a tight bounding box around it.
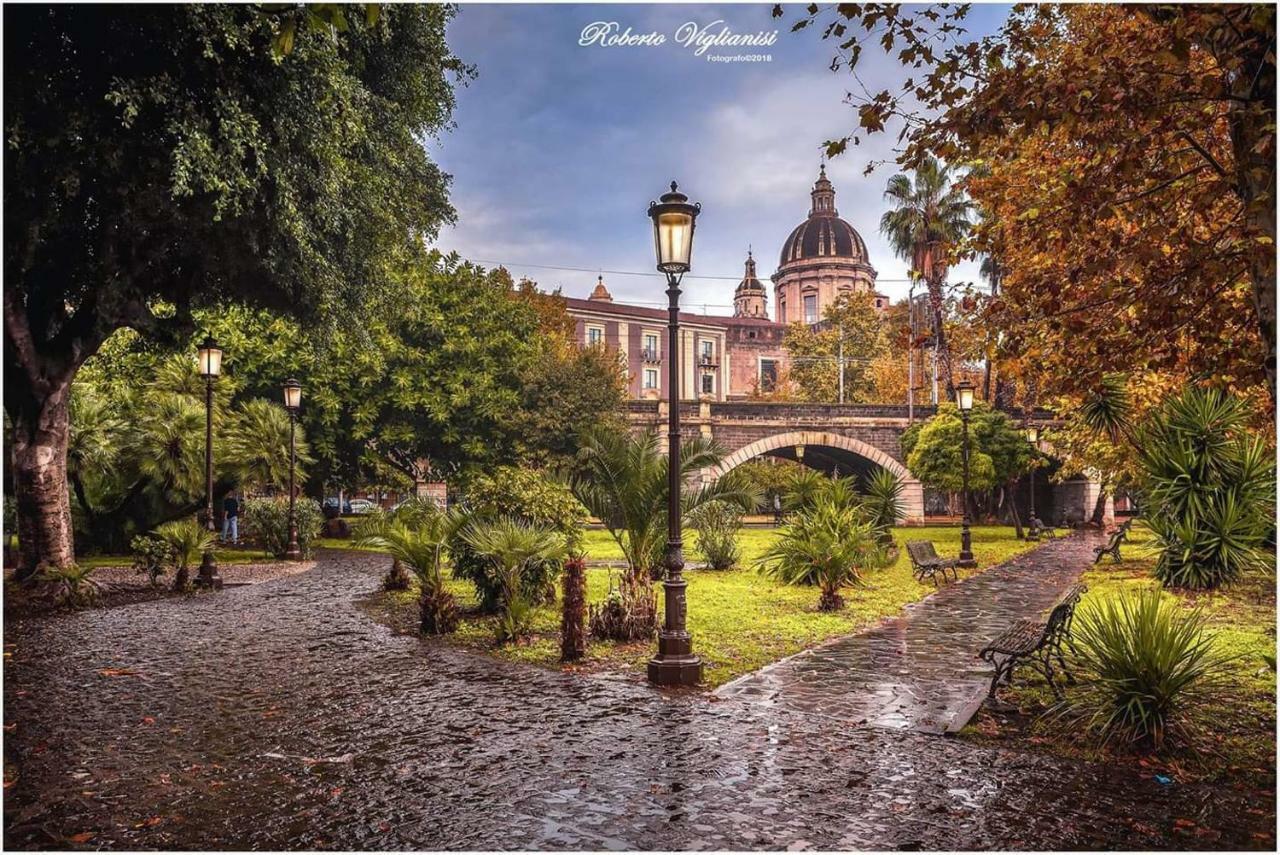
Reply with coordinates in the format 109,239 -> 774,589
282,379 -> 303,561
195,335 -> 223,589
795,444 -> 806,463
1025,424 -> 1040,540
646,181 -> 703,687
956,379 -> 977,567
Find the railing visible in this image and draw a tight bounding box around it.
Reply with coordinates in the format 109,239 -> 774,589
640,348 -> 661,363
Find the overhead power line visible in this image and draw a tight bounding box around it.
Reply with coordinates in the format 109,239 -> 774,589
462,257 -> 919,285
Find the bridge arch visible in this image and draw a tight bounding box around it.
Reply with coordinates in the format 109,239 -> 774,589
707,430 -> 924,522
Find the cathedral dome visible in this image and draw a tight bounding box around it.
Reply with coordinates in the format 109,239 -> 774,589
777,164 -> 869,267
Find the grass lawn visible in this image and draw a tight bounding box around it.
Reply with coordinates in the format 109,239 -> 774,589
961,524 -> 1277,786
80,546 -> 280,570
365,524 -> 1036,687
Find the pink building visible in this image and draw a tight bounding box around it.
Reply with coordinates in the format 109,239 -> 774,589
566,166 -> 886,400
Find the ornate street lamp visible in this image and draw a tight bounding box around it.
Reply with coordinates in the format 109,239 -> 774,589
795,444 -> 806,464
282,379 -> 303,561
1025,424 -> 1040,540
195,335 -> 224,589
647,181 -> 702,687
955,379 -> 977,567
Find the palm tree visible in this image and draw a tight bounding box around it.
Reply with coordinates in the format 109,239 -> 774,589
570,426 -> 758,581
224,398 -> 313,493
880,155 -> 973,400
757,495 -> 888,611
357,509 -> 465,634
154,517 -> 215,592
461,517 -> 567,644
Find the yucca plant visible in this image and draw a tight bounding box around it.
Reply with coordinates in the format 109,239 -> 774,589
1065,588 -> 1226,749
757,495 -> 888,611
782,467 -> 827,513
155,517 -> 215,592
34,564 -> 102,609
1137,388 -> 1273,589
862,468 -> 904,545
461,517 -> 567,644
358,510 -> 464,634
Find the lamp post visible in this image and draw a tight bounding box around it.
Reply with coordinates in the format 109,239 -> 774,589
956,379 -> 977,567
647,180 -> 703,687
1025,424 -> 1040,540
795,444 -> 805,465
282,379 -> 303,561
195,335 -> 224,589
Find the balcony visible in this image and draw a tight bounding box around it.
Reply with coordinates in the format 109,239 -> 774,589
698,353 -> 719,369
640,348 -> 662,363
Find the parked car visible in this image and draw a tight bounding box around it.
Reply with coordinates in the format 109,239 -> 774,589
322,497 -> 353,515
346,498 -> 377,515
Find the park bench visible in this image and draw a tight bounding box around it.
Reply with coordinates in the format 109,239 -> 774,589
905,540 -> 959,586
1027,517 -> 1058,540
1092,523 -> 1130,564
979,583 -> 1087,699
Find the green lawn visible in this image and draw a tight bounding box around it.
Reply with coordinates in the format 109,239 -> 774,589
962,524 -> 1276,783
369,524 -> 1036,687
80,546 -> 279,570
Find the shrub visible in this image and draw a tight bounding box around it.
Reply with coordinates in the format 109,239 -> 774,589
130,534 -> 174,586
589,570 -> 658,641
357,513 -> 462,635
34,564 -> 101,608
1138,388 -> 1273,589
757,496 -> 888,611
1066,588 -> 1226,749
154,518 -> 215,592
560,556 -> 587,662
689,500 -> 743,570
242,496 -> 324,559
450,468 -> 584,612
460,517 -> 566,645
863,469 -> 904,545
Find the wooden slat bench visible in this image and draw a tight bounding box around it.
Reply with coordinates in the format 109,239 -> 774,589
978,583 -> 1087,699
1027,517 -> 1058,540
905,540 -> 959,586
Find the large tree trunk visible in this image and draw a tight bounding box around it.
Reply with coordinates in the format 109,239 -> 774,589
10,386 -> 75,579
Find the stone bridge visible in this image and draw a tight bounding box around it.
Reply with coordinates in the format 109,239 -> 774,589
625,400 -> 1102,525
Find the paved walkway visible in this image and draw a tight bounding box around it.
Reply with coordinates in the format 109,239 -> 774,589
717,533 -> 1100,733
4,548 -> 1273,850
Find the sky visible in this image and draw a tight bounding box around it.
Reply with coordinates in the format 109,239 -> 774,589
425,3 -> 1010,315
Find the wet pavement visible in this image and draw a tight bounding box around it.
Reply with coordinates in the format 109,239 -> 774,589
717,534 -> 1100,733
4,549 -> 1274,850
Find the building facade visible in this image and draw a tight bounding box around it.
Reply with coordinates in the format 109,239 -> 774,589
566,166 -> 887,401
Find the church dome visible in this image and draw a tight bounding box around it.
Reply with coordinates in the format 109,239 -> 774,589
778,164 -> 869,267
735,250 -> 766,294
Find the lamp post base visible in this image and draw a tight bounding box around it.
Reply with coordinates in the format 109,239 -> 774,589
284,548 -> 302,561
648,632 -> 703,686
195,550 -> 223,590
958,526 -> 977,568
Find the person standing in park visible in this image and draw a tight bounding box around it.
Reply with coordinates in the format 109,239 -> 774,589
222,493 -> 240,546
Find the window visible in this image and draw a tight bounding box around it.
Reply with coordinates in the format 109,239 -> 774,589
586,326 -> 603,346
701,373 -> 715,395
643,368 -> 658,390
760,359 -> 778,392
643,333 -> 659,360
803,294 -> 818,324
700,340 -> 714,364
778,302 -> 786,324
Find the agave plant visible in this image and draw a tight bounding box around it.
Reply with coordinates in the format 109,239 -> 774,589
154,517 -> 215,592
757,495 -> 888,611
461,517 -> 567,644
571,426 -> 757,580
1065,588 -> 1226,749
358,510 -> 465,635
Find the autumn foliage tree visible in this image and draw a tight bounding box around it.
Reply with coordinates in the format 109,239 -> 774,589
782,3 -> 1275,404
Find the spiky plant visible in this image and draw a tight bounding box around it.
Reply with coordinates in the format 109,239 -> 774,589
1066,588 -> 1226,749
571,426 -> 757,581
757,495 -> 888,611
782,467 -> 827,513
34,564 -> 102,609
155,517 -> 215,592
863,468 -> 904,545
353,508 -> 410,590
1137,388 -> 1273,589
461,517 -> 567,644
1079,373 -> 1134,445
358,510 -> 465,634
688,500 -> 743,570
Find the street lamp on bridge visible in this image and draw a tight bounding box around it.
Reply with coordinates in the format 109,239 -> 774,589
647,181 -> 703,687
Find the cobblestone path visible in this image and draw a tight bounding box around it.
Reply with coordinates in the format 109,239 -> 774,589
4,549 -> 1273,850
716,533 -> 1101,733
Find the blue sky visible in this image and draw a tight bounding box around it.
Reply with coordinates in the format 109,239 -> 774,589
426,3 -> 1009,314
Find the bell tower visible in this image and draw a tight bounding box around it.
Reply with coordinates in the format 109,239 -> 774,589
733,249 -> 768,318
